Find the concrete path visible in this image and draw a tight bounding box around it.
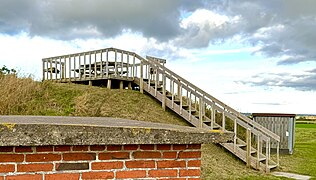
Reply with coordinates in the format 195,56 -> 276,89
272,172 -> 311,180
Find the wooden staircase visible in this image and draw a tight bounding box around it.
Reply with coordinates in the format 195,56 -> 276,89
133,55 -> 280,173
43,47 -> 280,172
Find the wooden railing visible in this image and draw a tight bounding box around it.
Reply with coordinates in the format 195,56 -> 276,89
43,47 -> 280,171
137,54 -> 280,171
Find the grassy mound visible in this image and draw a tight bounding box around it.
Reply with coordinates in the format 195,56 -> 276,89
0,75 -> 293,179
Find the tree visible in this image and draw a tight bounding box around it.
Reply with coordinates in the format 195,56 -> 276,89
0,65 -> 16,75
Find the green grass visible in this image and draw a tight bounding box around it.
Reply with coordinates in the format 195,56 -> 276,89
278,123 -> 316,179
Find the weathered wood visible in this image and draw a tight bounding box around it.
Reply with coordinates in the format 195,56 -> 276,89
162,73 -> 166,111
246,128 -> 251,168
107,79 -> 111,89
120,81 -> 124,90
140,62 -> 144,93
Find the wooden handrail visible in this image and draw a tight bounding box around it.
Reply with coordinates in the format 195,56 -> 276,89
141,56 -> 280,142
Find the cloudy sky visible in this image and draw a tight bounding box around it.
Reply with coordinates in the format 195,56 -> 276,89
0,0 -> 315,114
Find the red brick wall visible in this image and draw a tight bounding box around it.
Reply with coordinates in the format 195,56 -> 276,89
0,144 -> 201,179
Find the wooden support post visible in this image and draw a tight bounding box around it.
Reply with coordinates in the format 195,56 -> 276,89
107,79 -> 111,89
114,50 -> 117,76
256,135 -> 261,169
106,49 -> 109,78
89,80 -> 92,86
233,118 -> 237,153
62,60 -> 65,79
199,97 -> 203,128
78,55 -> 81,80
179,84 -> 182,115
222,110 -> 226,131
177,80 -> 181,97
162,73 -> 166,111
128,82 -> 132,90
94,52 -> 97,78
132,54 -> 135,79
50,59 -> 53,80
68,56 -> 71,81
266,140 -> 269,172
83,53 -> 86,80
42,60 -> 45,81
189,91 -> 192,121
277,141 -> 280,166
246,128 -> 251,168
120,81 -> 124,90
155,68 -> 158,97
89,53 -> 92,79
55,58 -> 58,80
100,50 -> 103,78
140,62 -> 144,93
171,80 -> 174,109
210,103 -> 214,130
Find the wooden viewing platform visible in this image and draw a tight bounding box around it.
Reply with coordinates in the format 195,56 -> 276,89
43,47 -> 281,172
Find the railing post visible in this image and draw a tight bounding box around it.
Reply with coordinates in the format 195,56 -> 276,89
171,80 -> 174,109
106,50 -> 109,78
62,58 -> 65,80
246,128 -> 251,168
210,103 -> 214,130
199,97 -> 203,128
42,60 -> 45,81
155,68 -> 158,97
257,134 -> 261,169
189,91 -> 192,121
55,58 -> 57,80
50,59 -> 53,80
179,83 -> 182,115
277,141 -> 280,166
233,118 -> 237,153
68,56 -> 71,81
140,61 -> 144,94
266,139 -> 270,172
162,73 -> 166,111
222,109 -> 226,131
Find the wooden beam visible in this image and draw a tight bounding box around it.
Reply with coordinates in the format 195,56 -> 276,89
246,128 -> 251,168
107,79 -> 111,89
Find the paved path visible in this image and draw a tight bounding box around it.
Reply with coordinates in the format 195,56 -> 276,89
272,172 -> 311,180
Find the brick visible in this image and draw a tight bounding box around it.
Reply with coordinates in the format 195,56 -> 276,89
157,144 -> 171,150
63,153 -> 96,161
99,152 -> 129,160
117,170 -> 146,179
158,178 -> 186,180
36,146 -> 54,152
188,160 -> 201,167
90,145 -> 105,151
54,145 -> 71,151
187,144 -> 201,149
82,172 -> 114,179
0,154 -> 24,162
149,169 -> 177,177
123,145 -> 138,150
72,145 -> 89,151
178,151 -> 201,159
17,163 -> 53,172
0,164 -> 15,173
179,169 -> 200,177
15,146 -> 33,153
188,178 -> 201,180
173,144 -> 187,150
45,173 -> 80,180
133,151 -> 161,159
26,153 -> 61,162
92,162 -> 123,170
125,160 -> 155,168
163,152 -> 177,159
6,174 -> 42,180
56,163 -> 89,171
157,160 -> 186,168
140,144 -> 155,150
0,146 -> 14,152
107,145 -> 122,151
0,176 -> 3,180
